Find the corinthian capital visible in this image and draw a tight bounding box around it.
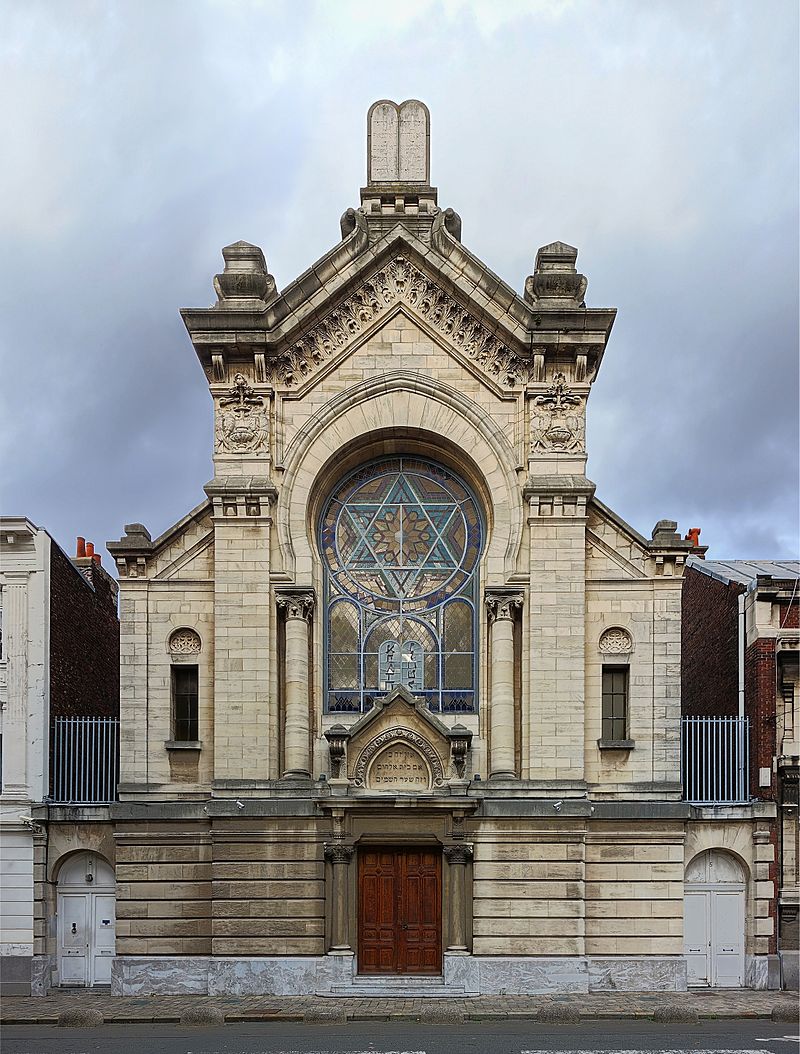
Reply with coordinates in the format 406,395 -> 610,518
324,842 -> 355,864
276,590 -> 315,621
485,591 -> 524,622
443,843 -> 473,865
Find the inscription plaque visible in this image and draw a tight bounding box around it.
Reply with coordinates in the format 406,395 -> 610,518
366,743 -> 431,790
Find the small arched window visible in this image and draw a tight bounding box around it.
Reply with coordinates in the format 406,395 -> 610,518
320,457 -> 483,714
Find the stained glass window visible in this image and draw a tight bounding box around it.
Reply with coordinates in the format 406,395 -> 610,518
320,457 -> 482,714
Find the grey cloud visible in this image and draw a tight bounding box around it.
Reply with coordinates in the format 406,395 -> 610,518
1,0 -> 797,563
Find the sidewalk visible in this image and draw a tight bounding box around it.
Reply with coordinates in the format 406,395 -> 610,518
1,988 -> 797,1025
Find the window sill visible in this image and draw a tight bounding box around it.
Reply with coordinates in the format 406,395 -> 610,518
597,739 -> 635,751
165,740 -> 202,751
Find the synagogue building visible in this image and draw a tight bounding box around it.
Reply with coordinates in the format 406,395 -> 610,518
96,101 -> 780,995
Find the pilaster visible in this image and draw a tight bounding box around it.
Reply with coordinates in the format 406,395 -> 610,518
207,478 -> 277,782
524,477 -> 594,783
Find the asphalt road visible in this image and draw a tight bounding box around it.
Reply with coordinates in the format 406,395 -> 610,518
2,1020 -> 799,1054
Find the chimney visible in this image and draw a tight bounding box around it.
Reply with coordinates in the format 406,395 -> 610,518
86,541 -> 95,558
76,536 -> 86,558
92,553 -> 102,566
686,527 -> 701,547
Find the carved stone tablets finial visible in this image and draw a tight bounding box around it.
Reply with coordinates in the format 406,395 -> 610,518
368,100 -> 430,184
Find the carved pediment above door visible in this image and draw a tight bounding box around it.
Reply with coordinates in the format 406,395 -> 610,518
325,685 -> 472,792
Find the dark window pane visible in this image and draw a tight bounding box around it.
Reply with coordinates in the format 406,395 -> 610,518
172,665 -> 198,741
602,665 -> 628,741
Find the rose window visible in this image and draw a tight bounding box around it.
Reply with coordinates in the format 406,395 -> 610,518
320,457 -> 483,714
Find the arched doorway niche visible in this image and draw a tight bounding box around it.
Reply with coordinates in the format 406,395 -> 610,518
684,849 -> 746,988
56,851 -> 115,988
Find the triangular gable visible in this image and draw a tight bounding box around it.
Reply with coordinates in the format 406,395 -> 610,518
148,501 -> 214,580
270,233 -> 530,397
586,498 -> 649,580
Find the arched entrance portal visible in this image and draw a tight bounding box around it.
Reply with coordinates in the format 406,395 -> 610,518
56,852 -> 115,987
684,849 -> 746,987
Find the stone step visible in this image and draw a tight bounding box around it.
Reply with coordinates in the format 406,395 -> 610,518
326,976 -> 466,998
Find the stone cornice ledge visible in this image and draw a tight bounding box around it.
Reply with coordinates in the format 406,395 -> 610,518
523,474 -> 596,499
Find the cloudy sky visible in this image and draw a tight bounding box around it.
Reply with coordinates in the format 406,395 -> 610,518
1,0 -> 797,566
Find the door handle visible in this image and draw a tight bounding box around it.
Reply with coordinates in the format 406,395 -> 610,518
401,922 -> 408,930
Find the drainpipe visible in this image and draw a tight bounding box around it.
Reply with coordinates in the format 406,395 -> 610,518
738,591 -> 747,799
738,592 -> 745,720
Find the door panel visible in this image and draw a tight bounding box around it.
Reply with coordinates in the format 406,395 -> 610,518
684,890 -> 710,986
91,893 -> 116,985
358,848 -> 442,975
58,894 -> 88,986
712,889 -> 744,987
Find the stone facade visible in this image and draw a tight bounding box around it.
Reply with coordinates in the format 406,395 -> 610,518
102,100 -> 774,994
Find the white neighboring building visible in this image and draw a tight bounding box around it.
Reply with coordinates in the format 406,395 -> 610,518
0,519 -> 49,996
0,518 -> 119,996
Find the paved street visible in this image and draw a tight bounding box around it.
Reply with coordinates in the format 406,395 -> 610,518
2,1019 -> 799,1054
1,988 -> 796,1025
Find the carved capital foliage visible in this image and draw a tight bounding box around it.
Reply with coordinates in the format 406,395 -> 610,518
485,592 -> 524,622
324,842 -> 355,864
529,372 -> 585,455
276,591 -> 315,622
443,843 -> 473,865
272,256 -> 528,389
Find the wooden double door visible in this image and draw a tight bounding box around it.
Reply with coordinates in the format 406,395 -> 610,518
358,847 -> 442,974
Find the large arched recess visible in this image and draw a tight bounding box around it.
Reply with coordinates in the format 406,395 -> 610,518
277,370 -> 523,585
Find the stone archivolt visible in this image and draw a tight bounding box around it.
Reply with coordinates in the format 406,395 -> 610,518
273,255 -> 528,389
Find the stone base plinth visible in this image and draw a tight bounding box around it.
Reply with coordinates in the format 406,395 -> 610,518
745,954 -> 782,990
112,954 -> 690,996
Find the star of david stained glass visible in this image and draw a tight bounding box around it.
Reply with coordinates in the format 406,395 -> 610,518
320,457 -> 482,714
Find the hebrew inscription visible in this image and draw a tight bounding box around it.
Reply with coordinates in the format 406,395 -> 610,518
367,743 -> 431,790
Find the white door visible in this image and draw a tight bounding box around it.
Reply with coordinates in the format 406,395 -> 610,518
57,852 -> 116,987
58,893 -> 89,986
712,888 -> 745,987
685,890 -> 710,986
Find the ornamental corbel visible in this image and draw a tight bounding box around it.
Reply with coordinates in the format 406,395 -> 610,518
324,724 -> 351,780
447,723 -> 473,779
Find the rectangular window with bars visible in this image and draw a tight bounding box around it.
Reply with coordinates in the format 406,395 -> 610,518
172,665 -> 199,742
602,665 -> 629,742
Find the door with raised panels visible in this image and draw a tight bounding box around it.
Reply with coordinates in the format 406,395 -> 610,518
358,847 -> 442,974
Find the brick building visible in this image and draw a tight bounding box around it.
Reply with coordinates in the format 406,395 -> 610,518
0,520 -> 119,995
683,558 -> 799,989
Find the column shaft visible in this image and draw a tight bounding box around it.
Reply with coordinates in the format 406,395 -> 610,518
278,592 -> 314,778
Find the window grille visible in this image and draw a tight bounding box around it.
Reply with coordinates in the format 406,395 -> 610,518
51,717 -> 119,804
